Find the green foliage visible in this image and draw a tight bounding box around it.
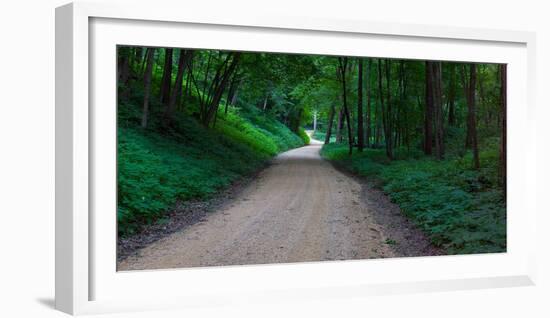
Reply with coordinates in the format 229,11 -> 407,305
117,47 -> 311,237
312,130 -> 326,142
215,111 -> 279,156
321,144 -> 506,255
312,129 -> 337,143
118,108 -> 305,237
216,106 -> 304,154
298,128 -> 310,145
118,46 -> 506,256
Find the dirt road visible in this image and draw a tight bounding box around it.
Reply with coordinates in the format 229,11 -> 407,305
119,140 -> 439,271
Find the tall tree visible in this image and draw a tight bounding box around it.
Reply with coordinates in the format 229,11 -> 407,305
478,65 -> 491,129
139,48 -> 150,76
396,60 -> 410,152
447,63 -> 457,126
324,103 -> 336,144
401,61 -> 412,152
210,53 -> 240,126
133,47 -> 143,69
159,48 -> 174,105
499,64 -> 507,198
336,106 -> 344,143
365,59 -> 372,148
117,47 -> 130,85
374,81 -> 382,147
164,50 -> 193,125
230,79 -> 241,106
384,59 -> 394,159
357,58 -> 364,151
464,64 -> 480,169
191,52 -> 241,126
424,62 -> 434,155
117,47 -> 131,99
428,61 -> 445,159
224,71 -> 240,114
338,57 -> 353,155
140,48 -> 155,128
378,59 -> 393,159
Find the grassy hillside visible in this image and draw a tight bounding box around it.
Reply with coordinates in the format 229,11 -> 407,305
117,99 -> 305,236
320,141 -> 506,255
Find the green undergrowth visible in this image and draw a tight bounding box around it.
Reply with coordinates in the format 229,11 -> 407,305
320,143 -> 506,255
311,130 -> 338,144
215,108 -> 305,155
117,99 -> 305,237
298,128 -> 310,145
312,130 -> 327,142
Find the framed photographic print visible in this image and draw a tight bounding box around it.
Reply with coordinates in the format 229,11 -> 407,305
55,1 -> 537,315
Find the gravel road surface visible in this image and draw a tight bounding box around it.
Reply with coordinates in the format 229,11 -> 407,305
118,140 -> 439,271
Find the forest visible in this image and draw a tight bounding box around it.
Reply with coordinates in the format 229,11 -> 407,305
117,46 -> 506,255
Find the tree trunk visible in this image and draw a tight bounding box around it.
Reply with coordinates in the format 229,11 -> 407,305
203,53 -> 241,126
224,72 -> 239,114
176,62 -> 188,111
357,58 -> 364,151
117,47 -> 130,85
184,64 -> 191,99
140,48 -> 149,76
159,48 -> 173,105
461,66 -> 473,149
396,61 -> 404,150
117,47 -> 131,99
499,64 -> 507,198
365,59 -> 372,148
336,106 -> 344,143
338,57 -> 353,155
447,63 -> 457,126
465,64 -> 480,169
429,61 -> 445,159
399,61 -> 410,152
435,62 -> 445,159
378,59 -> 393,159
377,60 -> 384,150
179,55 -> 195,111
134,47 -> 143,70
424,62 -> 434,155
384,59 -> 393,159
325,104 -> 336,144
141,48 -> 155,128
374,70 -> 384,148
478,65 -> 488,129
165,50 -> 193,125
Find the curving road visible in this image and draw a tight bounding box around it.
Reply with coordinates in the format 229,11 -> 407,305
118,137 -> 438,271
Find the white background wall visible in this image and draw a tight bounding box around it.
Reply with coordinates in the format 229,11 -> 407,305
0,0 -> 548,317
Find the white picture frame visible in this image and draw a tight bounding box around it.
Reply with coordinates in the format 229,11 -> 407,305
55,1 -> 537,315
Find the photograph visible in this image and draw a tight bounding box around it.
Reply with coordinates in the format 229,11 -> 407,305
3,0 -> 547,316
116,46 -> 507,271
